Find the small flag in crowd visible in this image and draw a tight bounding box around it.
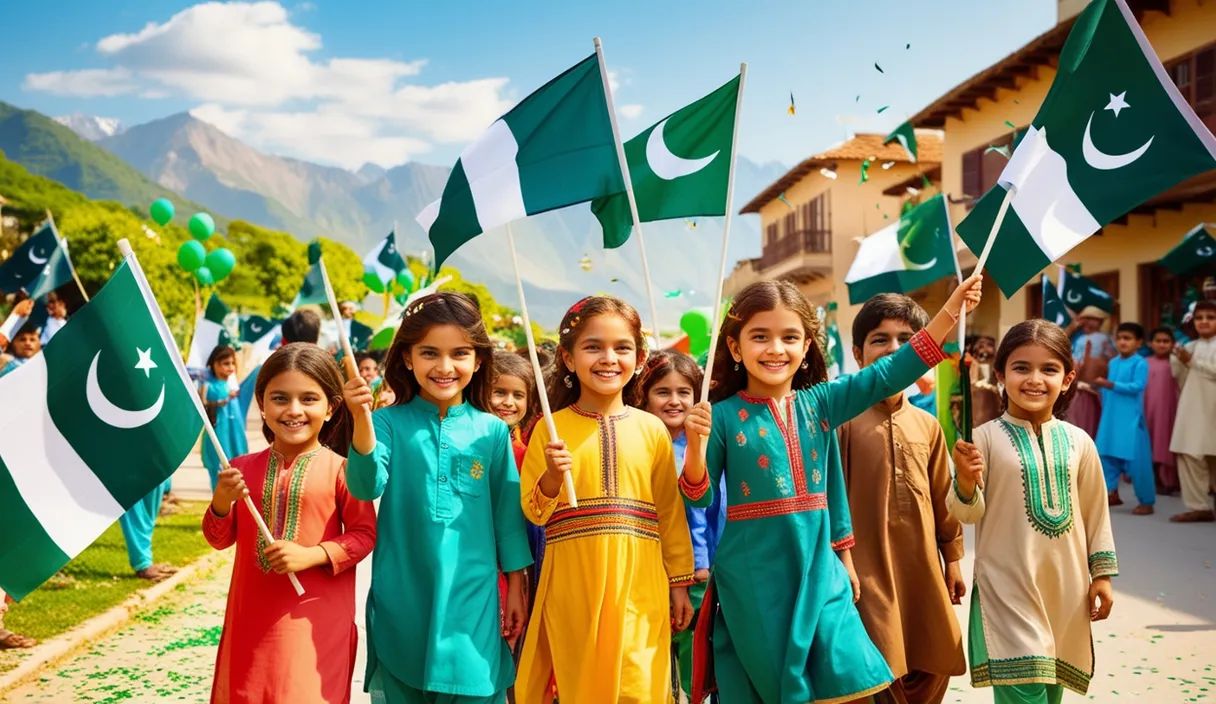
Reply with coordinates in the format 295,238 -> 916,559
241,315 -> 281,368
1058,266 -> 1114,313
955,0 -> 1216,297
844,194 -> 957,304
0,221 -> 74,300
884,122 -> 918,163
293,262 -> 328,308
0,259 -> 203,599
593,74 -> 741,249
350,319 -> 374,352
823,302 -> 845,378
418,54 -> 624,268
1159,223 -> 1216,277
1042,275 -> 1072,326
362,231 -> 407,289
185,293 -> 232,370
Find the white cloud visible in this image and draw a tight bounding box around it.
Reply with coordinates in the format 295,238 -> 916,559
22,68 -> 137,97
618,104 -> 644,120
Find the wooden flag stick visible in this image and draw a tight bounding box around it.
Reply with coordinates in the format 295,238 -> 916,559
45,209 -> 90,302
506,222 -> 578,507
115,238 -> 305,597
318,257 -> 372,421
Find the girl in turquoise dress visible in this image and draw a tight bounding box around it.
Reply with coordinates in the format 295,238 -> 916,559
201,345 -> 249,491
680,276 -> 983,704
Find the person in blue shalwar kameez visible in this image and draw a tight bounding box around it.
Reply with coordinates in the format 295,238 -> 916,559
200,346 -> 249,491
1094,323 -> 1156,514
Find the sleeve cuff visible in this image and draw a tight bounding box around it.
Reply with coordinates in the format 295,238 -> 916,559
498,533 -> 535,573
939,538 -> 965,564
953,478 -> 980,505
1088,551 -> 1118,579
910,329 -> 948,368
831,534 -> 856,551
319,540 -> 353,575
679,471 -> 710,502
527,484 -> 561,524
668,573 -> 696,587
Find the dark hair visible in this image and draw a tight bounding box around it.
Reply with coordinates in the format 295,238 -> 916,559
851,293 -> 931,351
1149,326 -> 1175,342
548,296 -> 646,413
370,349 -> 387,365
13,323 -> 39,340
281,309 -> 321,345
354,351 -> 376,368
206,344 -> 236,373
46,291 -> 62,305
492,350 -> 540,430
254,343 -> 352,456
1115,322 -> 1145,340
632,349 -> 703,408
518,345 -> 552,370
993,319 -> 1076,419
1195,300 -> 1216,316
382,292 -> 495,411
709,280 -> 827,403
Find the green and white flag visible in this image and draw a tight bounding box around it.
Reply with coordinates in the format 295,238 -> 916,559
956,0 -> 1216,298
350,319 -> 374,352
844,194 -> 958,304
363,231 -> 407,289
292,262 -> 327,308
0,259 -> 203,600
592,75 -> 741,248
186,293 -> 232,370
884,122 -> 918,163
1160,223 -> 1216,277
1058,266 -> 1114,313
0,222 -> 74,300
241,315 -> 282,368
1042,275 -> 1071,327
418,54 -> 624,268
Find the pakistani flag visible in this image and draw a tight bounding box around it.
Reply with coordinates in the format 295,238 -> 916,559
1160,223 -> 1216,277
363,231 -> 407,289
1058,266 -> 1114,313
293,262 -> 327,308
350,319 -> 374,352
241,315 -> 281,368
844,194 -> 958,304
884,122 -> 918,163
0,222 -> 74,299
592,75 -> 741,248
1042,275 -> 1071,326
418,54 -> 624,268
185,294 -> 233,371
823,302 -> 845,378
0,259 -> 203,600
956,0 -> 1216,298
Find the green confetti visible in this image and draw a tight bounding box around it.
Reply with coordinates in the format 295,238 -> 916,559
877,106 -> 890,114
855,94 -> 861,102
778,192 -> 794,209
859,160 -> 871,184
1005,120 -> 1017,129
875,63 -> 884,73
906,43 -> 911,49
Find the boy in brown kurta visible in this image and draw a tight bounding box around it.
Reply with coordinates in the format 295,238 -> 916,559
839,294 -> 967,704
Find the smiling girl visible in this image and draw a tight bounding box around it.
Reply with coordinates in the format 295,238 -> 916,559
201,345 -> 249,491
949,320 -> 1116,704
343,293 -> 532,704
516,296 -> 695,704
680,276 -> 982,704
204,343 -> 377,704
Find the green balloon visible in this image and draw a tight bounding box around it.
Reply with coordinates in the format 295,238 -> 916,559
680,308 -> 714,358
363,270 -> 386,293
396,269 -> 415,292
150,198 -> 175,226
194,266 -> 215,286
189,212 -> 216,241
177,240 -> 206,272
205,248 -> 236,281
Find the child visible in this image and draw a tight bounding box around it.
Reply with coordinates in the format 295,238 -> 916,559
1068,307 -> 1115,439
1094,322 -> 1155,514
949,319 -> 1116,703
204,343 -> 377,703
680,276 -> 983,704
491,351 -> 544,597
1169,300 -> 1216,523
355,351 -> 383,392
1144,327 -> 1180,495
0,324 -> 39,377
633,349 -> 727,701
200,345 -> 250,491
516,296 -> 695,704
39,292 -> 68,345
837,294 -> 966,704
343,292 -> 532,702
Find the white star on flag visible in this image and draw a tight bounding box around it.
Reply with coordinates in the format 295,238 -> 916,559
1105,91 -> 1129,117
135,348 -> 157,378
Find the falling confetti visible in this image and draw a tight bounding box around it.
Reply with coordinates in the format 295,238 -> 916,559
579,254 -> 593,272
859,159 -> 871,183
882,161 -> 895,169
985,144 -> 1012,159
855,94 -> 861,102
788,92 -> 796,115
1013,99 -> 1021,104
875,63 -> 884,73
610,277 -> 619,283
877,106 -> 890,114
820,168 -> 838,180
684,219 -> 698,230
921,173 -> 932,187
906,186 -> 921,196
664,290 -> 683,299
906,43 -> 911,49
1005,120 -> 1017,129
778,192 -> 794,209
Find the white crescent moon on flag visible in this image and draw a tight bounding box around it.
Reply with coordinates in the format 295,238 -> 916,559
1082,112 -> 1153,170
646,118 -> 719,181
899,224 -> 938,271
28,248 -> 48,265
1198,245 -> 1214,258
1066,289 -> 1083,304
86,351 -> 164,429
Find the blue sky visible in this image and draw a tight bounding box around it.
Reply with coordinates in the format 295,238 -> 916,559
0,0 -> 1057,171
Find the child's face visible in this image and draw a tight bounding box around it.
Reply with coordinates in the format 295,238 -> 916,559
644,370 -> 695,434
213,356 -> 236,380
997,343 -> 1076,419
260,369 -> 332,449
1114,331 -> 1141,357
1194,309 -> 1216,339
854,318 -> 916,369
48,299 -> 66,319
407,324 -> 479,407
490,373 -> 529,428
562,314 -> 641,400
12,332 -> 40,359
358,358 -> 379,384
972,337 -> 995,362
1150,332 -> 1175,357
728,305 -> 811,394
1078,316 -> 1102,334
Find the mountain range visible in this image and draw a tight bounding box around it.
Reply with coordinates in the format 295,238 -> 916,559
1,100 -> 786,328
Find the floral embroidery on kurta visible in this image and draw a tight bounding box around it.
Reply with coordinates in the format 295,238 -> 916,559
736,432 -> 747,446
758,454 -> 770,469
741,481 -> 751,497
738,409 -> 750,422
256,450 -> 318,573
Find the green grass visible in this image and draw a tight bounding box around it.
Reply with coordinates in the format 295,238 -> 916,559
3,502 -> 214,644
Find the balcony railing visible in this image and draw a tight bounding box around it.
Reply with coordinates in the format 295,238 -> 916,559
759,229 -> 832,270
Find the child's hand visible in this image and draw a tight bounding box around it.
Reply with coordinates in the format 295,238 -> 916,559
684,402 -> 712,441
12,299 -> 34,317
502,571 -> 527,646
1093,377 -> 1112,389
945,274 -> 984,317
1089,577 -> 1114,621
952,440 -> 985,491
342,374 -> 374,413
944,560 -> 966,605
228,388 -> 240,399
262,541 -> 327,575
693,568 -> 711,584
211,468 -> 248,516
544,441 -> 573,479
1174,345 -> 1192,365
670,586 -> 694,631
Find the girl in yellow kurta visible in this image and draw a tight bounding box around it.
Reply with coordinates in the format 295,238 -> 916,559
517,296 -> 695,704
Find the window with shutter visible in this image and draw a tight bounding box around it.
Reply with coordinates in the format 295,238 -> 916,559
962,150 -> 982,200
766,223 -> 778,245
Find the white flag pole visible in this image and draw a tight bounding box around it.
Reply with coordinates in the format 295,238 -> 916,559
115,238 -> 305,597
700,63 -> 747,404
45,210 -> 90,302
957,184 -> 1015,350
318,257 -> 370,415
594,37 -> 662,346
943,195 -> 966,355
506,222 -> 578,507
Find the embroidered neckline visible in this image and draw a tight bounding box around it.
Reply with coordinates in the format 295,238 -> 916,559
999,419 -> 1074,539
256,449 -> 318,573
569,404 -> 630,421
569,405 -> 627,495
738,390 -> 794,405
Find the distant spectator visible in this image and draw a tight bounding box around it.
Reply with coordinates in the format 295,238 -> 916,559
0,323 -> 41,377
0,298 -> 35,352
40,292 -> 68,346
281,309 -> 321,346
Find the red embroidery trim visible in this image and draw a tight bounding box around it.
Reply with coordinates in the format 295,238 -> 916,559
758,454 -> 770,470
910,329 -> 947,367
727,492 -> 827,521
679,471 -> 710,501
831,534 -> 857,551
545,498 -> 661,544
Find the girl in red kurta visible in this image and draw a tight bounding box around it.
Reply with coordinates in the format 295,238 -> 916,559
204,343 -> 377,704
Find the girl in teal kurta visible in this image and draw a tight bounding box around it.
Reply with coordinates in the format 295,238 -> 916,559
344,293 -> 532,703
680,277 -> 982,704
201,345 -> 249,491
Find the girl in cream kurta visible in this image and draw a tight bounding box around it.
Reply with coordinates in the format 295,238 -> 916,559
948,414 -> 1118,696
